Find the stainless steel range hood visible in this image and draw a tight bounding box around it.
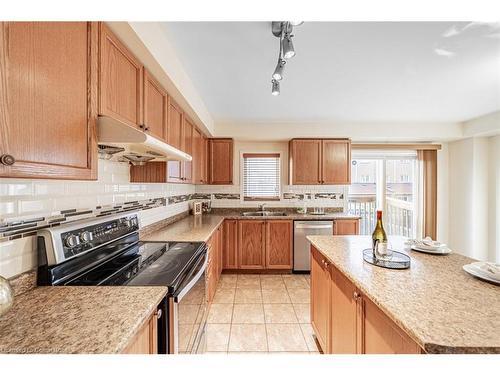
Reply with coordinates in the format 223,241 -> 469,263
97,115 -> 192,162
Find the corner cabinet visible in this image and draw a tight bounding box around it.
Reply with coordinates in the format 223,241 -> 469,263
310,245 -> 423,354
99,22 -> 143,129
289,139 -> 351,185
0,22 -> 98,180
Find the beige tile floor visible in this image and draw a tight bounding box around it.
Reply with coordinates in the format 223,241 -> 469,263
206,273 -> 320,354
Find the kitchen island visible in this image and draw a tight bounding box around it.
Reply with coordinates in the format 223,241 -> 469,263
307,235 -> 500,354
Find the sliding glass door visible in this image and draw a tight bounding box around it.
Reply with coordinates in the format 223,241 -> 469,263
348,151 -> 418,237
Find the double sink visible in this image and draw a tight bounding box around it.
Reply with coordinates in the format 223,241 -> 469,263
241,211 -> 288,217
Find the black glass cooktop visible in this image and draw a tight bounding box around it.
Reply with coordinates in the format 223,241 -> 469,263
63,238 -> 205,292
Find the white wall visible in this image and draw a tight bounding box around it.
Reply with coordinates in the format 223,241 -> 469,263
436,144 -> 449,245
447,135 -> 500,262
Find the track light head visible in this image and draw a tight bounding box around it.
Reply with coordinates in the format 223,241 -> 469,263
272,59 -> 286,81
289,21 -> 304,26
282,34 -> 295,59
271,79 -> 280,96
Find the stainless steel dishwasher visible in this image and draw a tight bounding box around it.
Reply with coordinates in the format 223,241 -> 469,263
294,221 -> 334,272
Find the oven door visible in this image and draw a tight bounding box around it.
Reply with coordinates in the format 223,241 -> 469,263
169,251 -> 208,354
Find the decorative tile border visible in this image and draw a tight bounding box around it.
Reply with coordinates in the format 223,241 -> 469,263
191,193 -> 212,200
0,195 -> 196,240
213,193 -> 240,200
283,193 -> 305,200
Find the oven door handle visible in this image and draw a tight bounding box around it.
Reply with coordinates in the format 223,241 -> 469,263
173,255 -> 207,302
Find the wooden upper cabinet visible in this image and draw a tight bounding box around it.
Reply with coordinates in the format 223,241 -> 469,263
289,139 -> 351,185
202,136 -> 209,184
208,138 -> 233,185
192,127 -> 202,184
0,22 -> 98,180
99,23 -> 143,128
143,69 -> 167,141
322,139 -> 351,184
310,246 -> 331,353
182,117 -> 194,183
265,221 -> 293,269
130,161 -> 166,183
223,220 -> 238,269
333,219 -> 360,235
330,265 -> 358,354
238,220 -> 266,269
167,97 -> 183,150
290,140 -> 322,184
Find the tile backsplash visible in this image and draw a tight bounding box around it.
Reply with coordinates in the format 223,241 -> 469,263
0,159 -> 194,278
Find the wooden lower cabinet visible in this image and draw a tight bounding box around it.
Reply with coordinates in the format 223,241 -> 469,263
238,220 -> 266,269
362,298 -> 421,354
311,245 -> 422,354
206,223 -> 223,303
333,219 -> 360,235
223,220 -> 238,269
265,220 -> 293,269
310,248 -> 331,353
122,310 -> 158,354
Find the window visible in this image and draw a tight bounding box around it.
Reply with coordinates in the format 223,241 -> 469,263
243,153 -> 280,201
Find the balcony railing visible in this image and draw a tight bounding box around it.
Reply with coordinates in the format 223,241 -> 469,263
348,195 -> 414,237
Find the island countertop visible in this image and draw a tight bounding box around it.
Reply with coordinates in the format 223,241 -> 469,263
307,235 -> 500,354
0,286 -> 168,354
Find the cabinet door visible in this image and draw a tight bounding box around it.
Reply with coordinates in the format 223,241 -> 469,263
362,297 -> 421,354
167,97 -> 183,150
99,23 -> 142,128
130,162 -> 166,183
182,117 -> 193,183
192,127 -> 202,184
0,22 -> 98,180
143,69 -> 167,141
238,220 -> 266,269
290,140 -> 322,184
209,139 -> 233,184
265,220 -> 293,269
322,139 -> 351,184
123,310 -> 159,354
310,246 -> 331,353
201,136 -> 209,184
223,220 -> 238,269
330,266 -> 358,353
333,219 -> 360,235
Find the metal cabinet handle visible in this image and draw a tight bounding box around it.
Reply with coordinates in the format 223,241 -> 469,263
0,154 -> 15,166
353,291 -> 361,300
155,309 -> 162,319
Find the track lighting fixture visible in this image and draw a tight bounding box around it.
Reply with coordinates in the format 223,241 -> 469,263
272,58 -> 286,80
282,33 -> 295,59
270,21 -> 303,95
271,79 -> 280,96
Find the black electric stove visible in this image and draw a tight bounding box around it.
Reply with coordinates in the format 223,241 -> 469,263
36,213 -> 207,354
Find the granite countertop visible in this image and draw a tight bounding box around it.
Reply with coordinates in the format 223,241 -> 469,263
0,286 -> 168,354
307,235 -> 500,354
142,214 -> 226,242
141,211 -> 360,243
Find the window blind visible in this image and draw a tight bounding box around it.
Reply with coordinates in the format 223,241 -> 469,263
243,153 -> 280,201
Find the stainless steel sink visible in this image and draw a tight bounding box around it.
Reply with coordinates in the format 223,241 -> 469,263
241,211 -> 287,217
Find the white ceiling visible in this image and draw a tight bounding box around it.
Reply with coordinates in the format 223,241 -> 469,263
161,22 -> 500,126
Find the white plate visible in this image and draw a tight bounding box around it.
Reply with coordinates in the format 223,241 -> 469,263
410,245 -> 452,255
463,264 -> 500,285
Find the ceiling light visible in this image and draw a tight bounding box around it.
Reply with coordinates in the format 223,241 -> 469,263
282,34 -> 295,59
290,21 -> 304,26
272,59 -> 286,80
271,79 -> 280,96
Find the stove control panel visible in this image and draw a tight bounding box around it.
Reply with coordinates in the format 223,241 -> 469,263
60,214 -> 139,259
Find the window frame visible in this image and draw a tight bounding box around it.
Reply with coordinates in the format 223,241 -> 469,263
240,151 -> 282,202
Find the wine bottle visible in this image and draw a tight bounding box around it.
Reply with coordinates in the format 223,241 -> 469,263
372,210 -> 388,258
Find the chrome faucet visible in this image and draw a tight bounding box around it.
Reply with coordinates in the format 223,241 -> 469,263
258,203 -> 267,212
